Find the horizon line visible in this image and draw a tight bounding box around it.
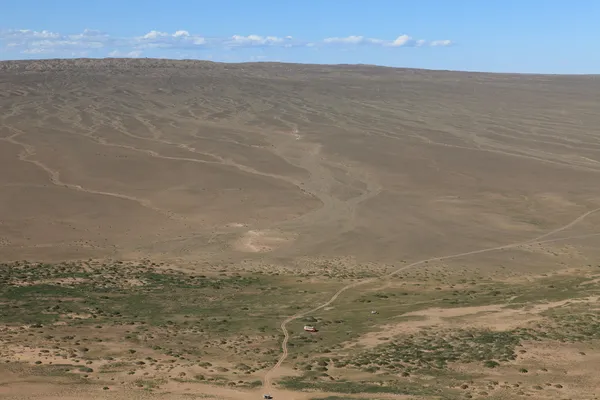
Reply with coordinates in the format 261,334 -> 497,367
1,57 -> 599,77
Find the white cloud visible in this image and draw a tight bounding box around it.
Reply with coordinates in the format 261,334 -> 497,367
30,39 -> 105,49
389,34 -> 412,47
21,47 -> 91,58
229,35 -> 288,46
173,30 -> 190,37
69,29 -> 108,39
1,28 -> 453,59
81,29 -> 106,37
321,34 -> 453,48
109,50 -> 143,58
324,35 -> 366,44
6,29 -> 61,39
22,48 -> 52,54
136,30 -> 207,49
1,28 -> 113,56
430,39 -> 452,47
141,30 -> 169,39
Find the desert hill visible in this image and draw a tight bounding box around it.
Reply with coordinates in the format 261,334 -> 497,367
2,58 -> 600,265
3,59 -> 600,399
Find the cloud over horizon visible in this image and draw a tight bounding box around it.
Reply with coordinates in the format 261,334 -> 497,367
321,34 -> 443,48
0,28 -> 453,59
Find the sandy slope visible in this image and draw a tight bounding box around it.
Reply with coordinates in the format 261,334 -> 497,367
2,59 -> 600,265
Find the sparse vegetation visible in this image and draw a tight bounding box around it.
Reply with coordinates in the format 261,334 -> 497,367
3,259 -> 600,399
2,58 -> 600,399
0,260 -> 344,393
341,328 -> 521,372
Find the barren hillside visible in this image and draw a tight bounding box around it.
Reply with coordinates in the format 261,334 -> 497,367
3,59 -> 600,400
2,59 -> 600,265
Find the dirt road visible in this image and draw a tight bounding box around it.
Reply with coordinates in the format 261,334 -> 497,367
262,206 -> 600,390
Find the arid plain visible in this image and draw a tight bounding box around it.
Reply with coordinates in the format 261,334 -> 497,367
1,59 -> 600,399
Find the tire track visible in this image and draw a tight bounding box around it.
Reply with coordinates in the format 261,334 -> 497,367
0,132 -> 181,220
375,130 -> 600,174
262,206 -> 600,390
79,131 -> 308,192
56,111 -> 320,202
86,110 -> 313,192
268,123 -> 383,237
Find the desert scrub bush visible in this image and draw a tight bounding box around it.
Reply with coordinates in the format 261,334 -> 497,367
344,328 -> 522,372
279,376 -> 443,396
345,313 -> 600,375
483,360 -> 500,368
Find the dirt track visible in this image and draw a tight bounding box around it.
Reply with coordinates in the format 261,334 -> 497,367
3,59 -> 600,398
262,206 -> 600,390
2,59 -> 600,264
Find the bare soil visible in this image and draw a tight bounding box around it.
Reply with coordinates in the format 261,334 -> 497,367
2,58 -> 600,399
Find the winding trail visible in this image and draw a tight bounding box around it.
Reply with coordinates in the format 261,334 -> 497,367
262,206 -> 600,390
0,132 -> 182,220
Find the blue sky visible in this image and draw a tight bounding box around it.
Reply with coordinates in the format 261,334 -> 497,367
1,0 -> 599,73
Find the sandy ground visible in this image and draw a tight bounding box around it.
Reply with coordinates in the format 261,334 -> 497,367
349,296 -> 600,348
1,59 -> 600,266
0,364 -> 412,400
2,59 -> 600,398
